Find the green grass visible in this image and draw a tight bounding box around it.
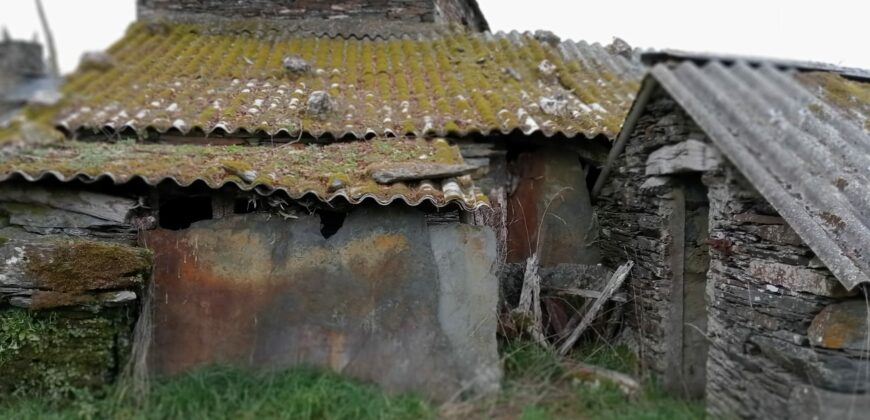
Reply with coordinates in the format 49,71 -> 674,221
0,367 -> 434,420
0,342 -> 705,420
468,340 -> 706,420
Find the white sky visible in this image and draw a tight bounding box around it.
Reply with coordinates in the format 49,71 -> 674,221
1,0 -> 868,74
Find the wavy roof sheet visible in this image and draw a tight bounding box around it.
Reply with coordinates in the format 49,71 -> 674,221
54,22 -> 642,140
646,61 -> 870,289
0,137 -> 485,209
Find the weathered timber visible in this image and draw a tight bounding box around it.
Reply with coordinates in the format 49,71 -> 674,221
550,287 -> 628,303
562,360 -> 641,396
558,261 -> 634,356
369,162 -> 477,184
512,254 -> 548,347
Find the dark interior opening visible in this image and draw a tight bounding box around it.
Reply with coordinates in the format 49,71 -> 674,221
234,198 -> 257,214
159,195 -> 213,230
318,210 -> 346,239
585,162 -> 602,192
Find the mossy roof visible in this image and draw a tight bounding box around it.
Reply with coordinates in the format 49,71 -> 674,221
52,21 -> 643,140
0,137 -> 485,209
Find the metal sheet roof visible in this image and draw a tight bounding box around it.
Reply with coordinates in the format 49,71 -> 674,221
649,61 -> 870,290
53,22 -> 642,140
0,137 -> 485,210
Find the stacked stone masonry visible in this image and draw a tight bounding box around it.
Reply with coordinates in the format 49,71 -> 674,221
0,182 -> 148,397
597,90 -> 709,375
138,0 -> 486,30
598,88 -> 870,419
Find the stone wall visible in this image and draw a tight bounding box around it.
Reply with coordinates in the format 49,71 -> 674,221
0,40 -> 44,79
138,0 -> 486,30
0,182 -> 149,398
597,87 -> 870,418
596,89 -> 710,377
703,164 -> 869,419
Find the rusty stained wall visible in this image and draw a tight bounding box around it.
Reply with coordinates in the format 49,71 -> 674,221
506,147 -> 600,267
142,205 -> 500,400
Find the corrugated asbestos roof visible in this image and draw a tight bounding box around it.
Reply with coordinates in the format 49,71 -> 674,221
0,136 -> 485,209
53,21 -> 642,139
648,61 -> 870,289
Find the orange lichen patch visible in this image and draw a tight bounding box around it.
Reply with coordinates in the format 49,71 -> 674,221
50,21 -> 642,140
0,138 -> 485,208
808,301 -> 869,350
26,239 -> 151,292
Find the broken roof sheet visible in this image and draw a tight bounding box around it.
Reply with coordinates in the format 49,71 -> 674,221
53,21 -> 642,140
648,60 -> 870,289
0,136 -> 485,210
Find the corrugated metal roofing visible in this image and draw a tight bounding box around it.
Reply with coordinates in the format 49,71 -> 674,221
0,137 -> 485,210
53,21 -> 642,140
649,61 -> 870,289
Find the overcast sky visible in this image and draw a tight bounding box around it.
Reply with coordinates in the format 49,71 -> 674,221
2,1 -> 868,74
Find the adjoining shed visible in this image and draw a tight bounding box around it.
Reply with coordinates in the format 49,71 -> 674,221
596,53 -> 870,418
0,0 -> 644,401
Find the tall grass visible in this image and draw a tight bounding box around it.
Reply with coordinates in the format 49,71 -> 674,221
0,366 -> 434,420
0,342 -> 705,420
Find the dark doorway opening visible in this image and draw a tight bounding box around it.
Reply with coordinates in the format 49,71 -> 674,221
318,210 -> 346,239
159,195 -> 213,230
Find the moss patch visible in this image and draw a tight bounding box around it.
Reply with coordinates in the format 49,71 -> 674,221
0,138 -> 482,207
0,307 -> 133,401
26,240 -> 151,292
797,71 -> 870,131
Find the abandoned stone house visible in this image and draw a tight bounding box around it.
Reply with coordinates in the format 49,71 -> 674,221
0,0 -> 644,402
5,1 -> 865,418
0,31 -> 58,124
596,53 -> 870,419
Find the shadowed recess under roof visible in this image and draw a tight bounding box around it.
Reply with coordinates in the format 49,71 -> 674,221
53,21 -> 642,140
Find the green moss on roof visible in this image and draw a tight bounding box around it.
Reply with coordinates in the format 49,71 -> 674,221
797,72 -> 870,132
0,137 -> 479,206
50,21 -> 641,139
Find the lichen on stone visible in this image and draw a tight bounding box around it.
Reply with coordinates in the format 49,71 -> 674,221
25,239 -> 152,292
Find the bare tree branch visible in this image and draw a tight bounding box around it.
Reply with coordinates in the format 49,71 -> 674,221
35,0 -> 60,78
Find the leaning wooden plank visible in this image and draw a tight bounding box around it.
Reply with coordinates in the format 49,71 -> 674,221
512,253 -> 549,348
562,360 -> 641,396
0,184 -> 136,223
557,261 -> 634,356
551,287 -> 628,303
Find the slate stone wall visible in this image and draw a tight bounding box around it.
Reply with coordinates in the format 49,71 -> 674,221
596,89 -> 709,375
597,87 -> 870,419
703,164 -> 869,419
138,0 -> 486,30
0,183 -> 149,398
0,40 -> 44,79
